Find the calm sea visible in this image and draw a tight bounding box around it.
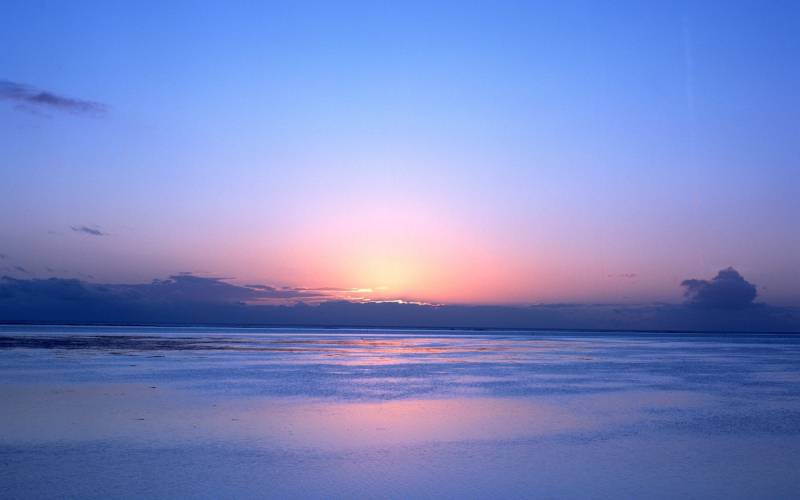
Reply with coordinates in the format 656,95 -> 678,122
1,325 -> 799,498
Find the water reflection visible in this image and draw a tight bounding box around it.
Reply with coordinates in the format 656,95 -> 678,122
0,381 -> 709,450
2,328 -> 800,499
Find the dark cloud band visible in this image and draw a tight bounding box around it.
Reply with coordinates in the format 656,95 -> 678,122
0,269 -> 797,332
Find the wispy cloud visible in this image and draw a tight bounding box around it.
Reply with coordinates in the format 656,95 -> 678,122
0,80 -> 106,116
71,225 -> 106,237
608,273 -> 637,279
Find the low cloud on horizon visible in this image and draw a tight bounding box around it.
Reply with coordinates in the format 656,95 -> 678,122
0,268 -> 797,333
682,267 -> 758,310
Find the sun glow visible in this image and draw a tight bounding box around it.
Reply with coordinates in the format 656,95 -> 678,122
254,190 -> 553,304
354,255 -> 426,293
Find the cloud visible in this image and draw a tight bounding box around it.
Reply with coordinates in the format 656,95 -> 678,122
140,274 -> 324,303
71,225 -> 106,237
246,284 -> 285,292
248,284 -> 357,299
293,286 -> 352,292
681,267 -> 758,309
0,80 -> 106,115
0,274 -> 323,305
0,270 -> 796,332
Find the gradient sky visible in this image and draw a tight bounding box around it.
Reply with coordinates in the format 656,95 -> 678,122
1,0 -> 798,306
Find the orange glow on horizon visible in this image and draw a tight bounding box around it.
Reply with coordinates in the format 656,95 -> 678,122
220,192 -> 667,305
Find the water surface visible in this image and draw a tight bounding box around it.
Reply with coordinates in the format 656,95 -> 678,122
1,326 -> 799,498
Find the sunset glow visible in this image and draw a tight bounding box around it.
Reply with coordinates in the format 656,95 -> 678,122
0,1 -> 798,310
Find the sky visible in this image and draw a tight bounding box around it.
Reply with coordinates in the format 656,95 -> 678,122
1,0 -> 799,309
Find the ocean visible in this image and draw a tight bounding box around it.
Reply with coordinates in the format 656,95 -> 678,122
1,325 -> 799,498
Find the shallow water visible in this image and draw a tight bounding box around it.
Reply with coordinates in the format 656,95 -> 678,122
1,325 -> 799,499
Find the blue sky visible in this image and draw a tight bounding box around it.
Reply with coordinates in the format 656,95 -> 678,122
1,0 -> 798,306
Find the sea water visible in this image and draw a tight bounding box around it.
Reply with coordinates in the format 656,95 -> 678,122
1,325 -> 799,498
